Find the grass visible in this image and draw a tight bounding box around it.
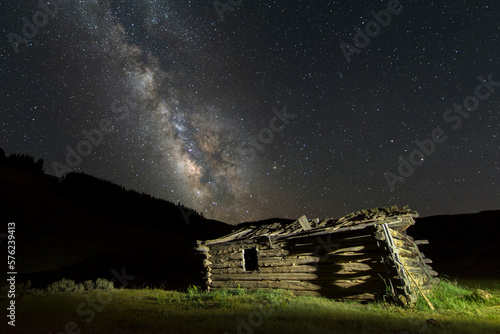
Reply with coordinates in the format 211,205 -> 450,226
415,279 -> 499,312
154,285 -> 294,310
0,279 -> 498,334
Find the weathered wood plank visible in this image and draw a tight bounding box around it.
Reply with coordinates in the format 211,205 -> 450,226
195,244 -> 210,252
211,261 -> 386,275
274,234 -> 374,248
208,233 -> 376,256
259,251 -> 380,263
207,239 -> 259,251
393,239 -> 419,252
427,269 -> 439,277
394,248 -> 417,258
210,251 -> 381,269
211,271 -> 388,282
211,265 -> 319,275
210,278 -> 384,292
211,279 -> 317,290
211,273 -> 319,281
209,243 -> 380,264
278,243 -> 380,258
399,257 -> 424,268
210,252 -> 244,261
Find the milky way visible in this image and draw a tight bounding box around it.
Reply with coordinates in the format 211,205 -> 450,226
60,0 -> 262,223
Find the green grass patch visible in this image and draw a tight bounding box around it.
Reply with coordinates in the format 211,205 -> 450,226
154,285 -> 294,310
416,280 -> 500,312
1,280 -> 498,334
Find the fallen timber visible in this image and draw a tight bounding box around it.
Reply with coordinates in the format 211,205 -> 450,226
196,206 -> 439,305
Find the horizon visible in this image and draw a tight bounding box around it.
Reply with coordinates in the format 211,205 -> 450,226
1,153 -> 498,226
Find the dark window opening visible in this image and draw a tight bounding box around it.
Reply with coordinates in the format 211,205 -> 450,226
243,247 -> 259,271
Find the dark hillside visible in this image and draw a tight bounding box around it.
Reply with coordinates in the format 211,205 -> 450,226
0,155 -> 233,289
410,211 -> 500,279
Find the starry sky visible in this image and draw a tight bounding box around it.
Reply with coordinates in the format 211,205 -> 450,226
1,0 -> 499,224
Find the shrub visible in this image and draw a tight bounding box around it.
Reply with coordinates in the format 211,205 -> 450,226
83,280 -> 95,291
46,278 -> 77,293
44,278 -> 115,294
74,283 -> 85,293
95,278 -> 114,290
0,281 -> 32,299
17,280 -> 31,298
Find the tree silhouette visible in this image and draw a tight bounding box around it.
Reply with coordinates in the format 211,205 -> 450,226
0,149 -> 44,174
1,148 -> 207,228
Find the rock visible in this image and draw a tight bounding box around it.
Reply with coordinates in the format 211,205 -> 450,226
472,289 -> 492,301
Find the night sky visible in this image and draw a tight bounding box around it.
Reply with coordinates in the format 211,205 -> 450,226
1,0 -> 499,224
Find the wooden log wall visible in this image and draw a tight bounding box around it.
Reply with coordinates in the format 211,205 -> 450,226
198,227 -> 393,301
374,224 -> 439,305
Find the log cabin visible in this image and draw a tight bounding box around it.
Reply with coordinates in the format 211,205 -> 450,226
196,206 -> 439,305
